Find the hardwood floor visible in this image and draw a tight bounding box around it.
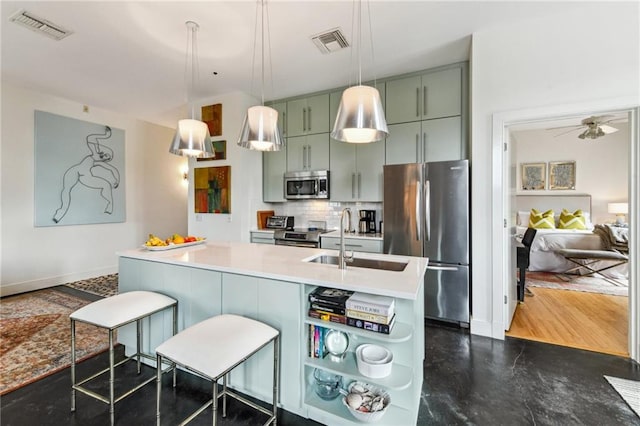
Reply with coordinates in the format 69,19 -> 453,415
506,286 -> 629,357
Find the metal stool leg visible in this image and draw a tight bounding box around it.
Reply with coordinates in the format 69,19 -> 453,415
70,319 -> 76,412
137,319 -> 142,374
273,335 -> 280,425
109,329 -> 115,426
222,375 -> 227,418
173,305 -> 178,387
212,379 -> 218,426
156,353 -> 162,426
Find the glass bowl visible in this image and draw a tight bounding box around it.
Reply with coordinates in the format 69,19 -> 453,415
312,368 -> 343,401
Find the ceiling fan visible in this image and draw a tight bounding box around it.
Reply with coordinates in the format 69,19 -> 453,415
548,115 -> 625,139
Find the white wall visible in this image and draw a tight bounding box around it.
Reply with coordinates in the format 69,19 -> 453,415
187,92 -> 268,242
0,83 -> 187,296
470,3 -> 639,337
512,124 -> 629,224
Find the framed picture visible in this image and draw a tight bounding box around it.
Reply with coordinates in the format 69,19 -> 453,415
521,162 -> 546,190
194,166 -> 231,213
549,161 -> 576,190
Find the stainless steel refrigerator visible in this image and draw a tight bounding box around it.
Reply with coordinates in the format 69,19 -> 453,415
383,160 -> 470,324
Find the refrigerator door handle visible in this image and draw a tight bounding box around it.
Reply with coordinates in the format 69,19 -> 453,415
415,180 -> 422,241
425,180 -> 431,241
427,265 -> 459,271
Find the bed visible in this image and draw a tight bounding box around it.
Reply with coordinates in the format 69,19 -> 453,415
515,194 -> 628,279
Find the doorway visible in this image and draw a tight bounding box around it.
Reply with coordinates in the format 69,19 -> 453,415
504,114 -> 630,356
491,99 -> 639,363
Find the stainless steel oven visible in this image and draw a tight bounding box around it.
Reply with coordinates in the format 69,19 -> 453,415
273,230 -> 322,248
284,170 -> 329,200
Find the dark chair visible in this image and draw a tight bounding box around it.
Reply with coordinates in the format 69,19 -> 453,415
517,228 -> 537,302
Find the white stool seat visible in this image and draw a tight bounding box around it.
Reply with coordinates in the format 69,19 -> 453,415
155,314 -> 280,425
71,291 -> 177,329
156,314 -> 278,379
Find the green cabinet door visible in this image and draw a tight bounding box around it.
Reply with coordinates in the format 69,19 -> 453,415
422,116 -> 462,162
329,138 -> 357,201
287,134 -> 329,171
305,94 -> 330,135
385,121 -> 422,165
263,148 -> 287,202
286,94 -> 329,137
386,67 -> 461,124
356,140 -> 385,201
385,75 -> 421,125
422,67 -> 461,120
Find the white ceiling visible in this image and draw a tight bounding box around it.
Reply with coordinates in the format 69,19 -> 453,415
1,1 -> 593,128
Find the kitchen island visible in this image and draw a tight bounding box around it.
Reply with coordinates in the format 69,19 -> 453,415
117,241 -> 427,426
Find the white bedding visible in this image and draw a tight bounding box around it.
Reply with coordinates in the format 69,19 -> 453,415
516,226 -> 628,278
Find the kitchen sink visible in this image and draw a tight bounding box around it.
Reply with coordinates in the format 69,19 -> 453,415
305,255 -> 407,272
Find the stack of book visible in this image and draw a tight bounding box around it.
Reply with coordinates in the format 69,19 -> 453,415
345,292 -> 396,334
308,287 -> 353,325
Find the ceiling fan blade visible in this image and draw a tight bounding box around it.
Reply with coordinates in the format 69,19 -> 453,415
546,124 -> 583,130
599,124 -> 619,134
553,127 -> 582,137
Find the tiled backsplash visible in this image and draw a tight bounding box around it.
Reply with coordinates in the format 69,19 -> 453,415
268,201 -> 382,231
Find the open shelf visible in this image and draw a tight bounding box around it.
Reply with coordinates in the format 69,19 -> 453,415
304,389 -> 414,426
304,352 -> 412,391
304,317 -> 413,343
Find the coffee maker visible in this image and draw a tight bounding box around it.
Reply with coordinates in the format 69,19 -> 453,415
358,210 -> 377,234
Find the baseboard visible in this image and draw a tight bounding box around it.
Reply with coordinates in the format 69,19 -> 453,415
0,266 -> 117,297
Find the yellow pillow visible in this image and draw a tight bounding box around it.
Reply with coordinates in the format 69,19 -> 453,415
529,209 -> 555,229
558,209 -> 587,230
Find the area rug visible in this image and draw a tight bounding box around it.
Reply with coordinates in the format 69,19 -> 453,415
604,376 -> 640,417
0,288 -> 110,395
526,271 -> 628,297
65,273 -> 118,298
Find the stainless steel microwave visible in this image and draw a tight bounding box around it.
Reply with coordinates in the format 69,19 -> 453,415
284,170 -> 330,200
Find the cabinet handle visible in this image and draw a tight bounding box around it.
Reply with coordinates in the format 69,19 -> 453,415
303,145 -> 307,169
332,242 -> 363,248
352,173 -> 356,198
307,145 -> 311,168
308,107 -> 312,131
416,87 -> 420,117
302,107 -> 307,132
357,172 -> 362,199
423,132 -> 427,162
282,111 -> 286,136
415,134 -> 420,162
423,86 -> 427,117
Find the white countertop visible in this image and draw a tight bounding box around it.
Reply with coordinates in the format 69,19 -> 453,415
118,241 -> 427,300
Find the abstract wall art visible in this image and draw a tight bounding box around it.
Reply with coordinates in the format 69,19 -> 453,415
194,165 -> 231,213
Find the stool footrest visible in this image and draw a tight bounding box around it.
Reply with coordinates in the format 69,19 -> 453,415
224,388 -> 276,422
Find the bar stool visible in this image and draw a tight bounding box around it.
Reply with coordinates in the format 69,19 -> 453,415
155,314 -> 280,426
70,290 -> 177,425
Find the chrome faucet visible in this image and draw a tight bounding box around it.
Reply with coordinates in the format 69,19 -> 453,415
339,208 -> 354,269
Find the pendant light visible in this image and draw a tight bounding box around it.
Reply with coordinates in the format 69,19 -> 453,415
331,0 -> 388,143
237,0 -> 283,151
169,21 -> 215,158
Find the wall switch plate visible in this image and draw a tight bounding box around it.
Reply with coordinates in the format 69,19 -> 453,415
196,214 -> 202,222
227,215 -> 232,223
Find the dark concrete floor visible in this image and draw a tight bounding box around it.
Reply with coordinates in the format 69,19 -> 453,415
2,289 -> 639,425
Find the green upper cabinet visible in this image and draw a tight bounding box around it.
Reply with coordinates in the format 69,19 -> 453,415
286,94 -> 330,137
385,116 -> 461,165
330,138 -> 385,202
263,147 -> 287,202
287,133 -> 330,171
385,66 -> 462,124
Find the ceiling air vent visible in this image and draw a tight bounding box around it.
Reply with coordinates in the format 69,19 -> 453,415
9,9 -> 73,41
311,28 -> 349,54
